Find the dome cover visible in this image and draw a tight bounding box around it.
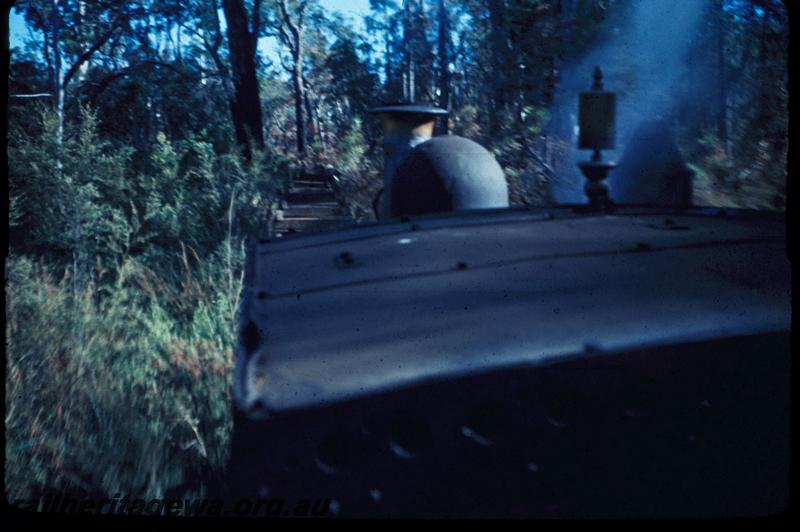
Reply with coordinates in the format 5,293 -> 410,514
390,135 -> 509,217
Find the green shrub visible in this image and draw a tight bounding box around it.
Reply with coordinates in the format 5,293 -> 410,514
328,119 -> 382,221
685,130 -> 786,211
6,254 -> 235,502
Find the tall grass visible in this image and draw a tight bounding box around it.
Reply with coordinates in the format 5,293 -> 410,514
5,252 -> 237,502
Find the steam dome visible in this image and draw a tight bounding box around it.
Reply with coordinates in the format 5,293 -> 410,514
390,135 -> 509,217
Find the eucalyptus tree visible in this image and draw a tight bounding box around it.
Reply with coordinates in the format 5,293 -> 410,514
267,0 -> 313,157
221,0 -> 266,159
13,0 -> 148,147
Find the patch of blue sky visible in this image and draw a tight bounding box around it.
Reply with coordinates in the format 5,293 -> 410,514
10,1 -> 371,58
9,10 -> 38,51
10,1 -> 373,84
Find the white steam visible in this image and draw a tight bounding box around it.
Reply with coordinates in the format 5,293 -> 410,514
546,0 -> 711,203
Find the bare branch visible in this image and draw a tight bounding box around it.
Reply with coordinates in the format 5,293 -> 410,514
179,17 -> 230,86
278,0 -> 300,43
298,0 -> 309,27
83,59 -> 197,103
62,14 -> 126,90
9,93 -> 55,99
276,20 -> 296,55
278,52 -> 294,74
206,0 -> 224,51
180,22 -> 213,51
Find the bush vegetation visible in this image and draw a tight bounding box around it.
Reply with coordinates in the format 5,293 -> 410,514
6,106 -> 288,502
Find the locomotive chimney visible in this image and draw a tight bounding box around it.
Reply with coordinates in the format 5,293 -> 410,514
368,103 -> 448,219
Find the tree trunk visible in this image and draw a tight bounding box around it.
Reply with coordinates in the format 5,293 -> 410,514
436,0 -> 450,134
716,0 -> 728,156
222,0 -> 265,160
204,0 -> 241,150
488,0 -> 510,136
385,28 -> 393,94
416,0 -> 433,101
310,91 -> 326,156
403,0 -> 414,101
385,10 -> 400,99
303,77 -> 314,147
277,0 -> 307,157
51,0 -> 64,152
292,59 -> 306,155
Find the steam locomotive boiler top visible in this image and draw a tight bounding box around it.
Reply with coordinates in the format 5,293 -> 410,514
226,67 -> 790,521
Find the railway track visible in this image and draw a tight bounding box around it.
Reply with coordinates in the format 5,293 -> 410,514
273,173 -> 353,237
